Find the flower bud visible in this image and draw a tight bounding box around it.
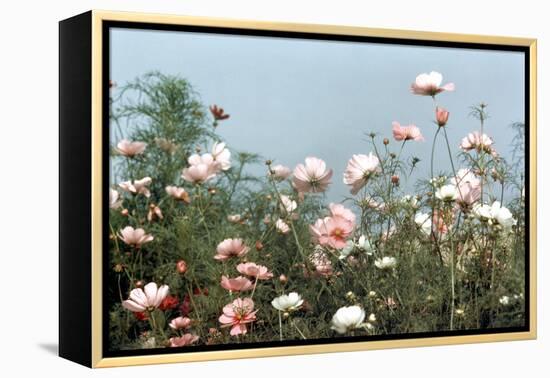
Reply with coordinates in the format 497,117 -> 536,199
255,240 -> 264,251
383,138 -> 389,145
121,208 -> 129,216
391,175 -> 400,185
135,280 -> 144,289
176,260 -> 187,274
279,274 -> 288,284
435,106 -> 449,127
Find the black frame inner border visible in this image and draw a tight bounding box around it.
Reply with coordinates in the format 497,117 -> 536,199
101,20 -> 531,359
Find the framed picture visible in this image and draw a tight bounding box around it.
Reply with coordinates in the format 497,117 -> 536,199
59,10 -> 537,368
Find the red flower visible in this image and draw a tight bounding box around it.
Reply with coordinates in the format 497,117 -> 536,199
180,295 -> 192,317
158,295 -> 179,311
209,105 -> 230,121
134,311 -> 148,321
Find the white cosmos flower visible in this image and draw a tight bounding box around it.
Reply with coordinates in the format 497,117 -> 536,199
275,218 -> 290,234
415,212 -> 432,235
401,194 -> 418,208
211,142 -> 231,171
339,240 -> 355,260
473,203 -> 493,219
331,305 -> 366,334
122,282 -> 169,312
357,235 -> 374,255
374,256 -> 397,269
271,292 -> 304,312
490,202 -> 517,229
280,195 -> 297,214
435,184 -> 459,201
473,201 -> 516,229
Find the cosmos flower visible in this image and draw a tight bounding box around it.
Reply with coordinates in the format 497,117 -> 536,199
119,177 -> 152,198
410,71 -> 455,96
374,256 -> 397,270
460,131 -> 494,153
280,195 -> 297,214
218,298 -> 257,336
415,212 -> 432,235
309,248 -> 333,277
271,292 -> 304,312
435,107 -> 450,127
118,226 -> 154,247
392,122 -> 424,141
214,238 -> 250,261
165,186 -> 191,203
182,153 -> 218,184
147,204 -> 163,222
209,104 -> 230,121
237,262 -> 273,280
343,153 -> 381,195
109,188 -> 122,209
310,215 -> 354,249
211,142 -> 231,171
329,203 -> 356,224
169,334 -> 199,347
122,282 -> 169,312
331,305 -> 366,334
473,201 -> 516,229
269,164 -> 292,181
452,169 -> 481,208
275,218 -> 290,234
115,139 -> 147,157
220,276 -> 254,292
293,157 -> 333,193
435,184 -> 459,202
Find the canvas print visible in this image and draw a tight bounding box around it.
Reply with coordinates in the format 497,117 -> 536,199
106,27 -> 527,354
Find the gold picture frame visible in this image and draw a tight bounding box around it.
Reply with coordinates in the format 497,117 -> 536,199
59,10 -> 537,368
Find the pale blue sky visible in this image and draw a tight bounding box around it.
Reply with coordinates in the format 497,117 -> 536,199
110,28 -> 525,202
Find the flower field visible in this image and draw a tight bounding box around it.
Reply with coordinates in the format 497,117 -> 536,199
107,71 -> 526,351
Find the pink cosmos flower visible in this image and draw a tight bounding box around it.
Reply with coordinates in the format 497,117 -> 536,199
169,334 -> 199,347
211,142 -> 231,171
392,122 -> 424,142
452,169 -> 482,208
293,157 -> 333,193
220,275 -> 254,292
122,282 -> 169,312
329,203 -> 356,224
118,226 -> 154,247
169,316 -> 192,330
147,204 -> 163,222
343,153 -> 381,195
460,131 -> 494,153
165,186 -> 190,203
181,153 -> 218,184
119,177 -> 152,197
411,71 -> 455,96
218,298 -> 258,336
269,164 -> 292,181
237,262 -> 273,280
214,238 -> 250,261
436,107 -> 450,127
310,216 -> 354,249
116,139 -> 147,157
